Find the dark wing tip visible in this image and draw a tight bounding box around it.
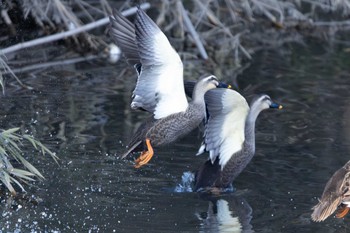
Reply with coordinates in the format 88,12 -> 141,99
135,7 -> 160,35
109,8 -> 142,66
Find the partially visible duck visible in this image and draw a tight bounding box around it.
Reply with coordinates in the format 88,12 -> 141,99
194,89 -> 282,191
311,160 -> 350,222
109,8 -> 220,168
184,81 -> 231,98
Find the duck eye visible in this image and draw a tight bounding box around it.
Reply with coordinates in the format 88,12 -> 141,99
208,76 -> 217,82
262,96 -> 271,102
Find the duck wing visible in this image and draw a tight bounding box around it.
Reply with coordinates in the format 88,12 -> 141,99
197,89 -> 249,170
131,9 -> 188,119
110,9 -> 188,119
109,10 -> 140,68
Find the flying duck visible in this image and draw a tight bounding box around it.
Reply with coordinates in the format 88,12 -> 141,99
109,8 -> 221,168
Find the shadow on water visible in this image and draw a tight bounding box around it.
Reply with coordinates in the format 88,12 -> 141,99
1,38 -> 350,232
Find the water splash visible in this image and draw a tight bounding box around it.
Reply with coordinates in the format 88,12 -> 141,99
174,171 -> 195,193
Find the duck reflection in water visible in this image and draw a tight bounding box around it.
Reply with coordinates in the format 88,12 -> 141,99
196,194 -> 254,233
193,89 -> 282,192
312,160 -> 350,222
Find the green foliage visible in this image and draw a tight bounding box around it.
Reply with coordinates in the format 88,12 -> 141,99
0,127 -> 58,195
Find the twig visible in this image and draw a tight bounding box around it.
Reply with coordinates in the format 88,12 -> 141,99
74,0 -> 95,23
81,0 -> 110,16
0,3 -> 151,55
3,55 -> 100,74
177,1 -> 208,60
313,20 -> 350,26
1,9 -> 15,35
2,55 -> 99,75
251,0 -> 284,27
0,56 -> 30,90
1,9 -> 12,25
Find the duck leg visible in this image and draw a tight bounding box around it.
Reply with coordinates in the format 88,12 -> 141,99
336,204 -> 350,218
134,139 -> 154,168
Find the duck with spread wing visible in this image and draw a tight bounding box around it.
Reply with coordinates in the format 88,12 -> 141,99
109,8 -> 223,168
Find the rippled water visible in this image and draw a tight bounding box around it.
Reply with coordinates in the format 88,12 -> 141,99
0,40 -> 350,232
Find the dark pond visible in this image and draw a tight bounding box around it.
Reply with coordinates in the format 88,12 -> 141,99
0,38 -> 350,233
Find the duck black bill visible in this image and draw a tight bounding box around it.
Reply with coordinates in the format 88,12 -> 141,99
270,103 -> 283,109
217,82 -> 232,89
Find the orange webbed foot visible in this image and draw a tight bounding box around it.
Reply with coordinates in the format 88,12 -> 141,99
336,205 -> 350,219
134,139 -> 154,168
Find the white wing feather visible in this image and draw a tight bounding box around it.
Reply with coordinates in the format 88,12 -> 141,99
200,89 -> 249,170
131,9 -> 188,119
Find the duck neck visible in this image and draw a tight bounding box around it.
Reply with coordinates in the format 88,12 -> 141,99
182,87 -> 206,123
191,87 -> 206,107
244,106 -> 262,155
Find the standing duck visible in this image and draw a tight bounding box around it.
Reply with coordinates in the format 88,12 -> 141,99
109,8 -> 220,168
194,89 -> 282,191
311,160 -> 350,222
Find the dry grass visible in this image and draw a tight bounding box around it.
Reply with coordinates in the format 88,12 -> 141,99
0,0 -> 349,68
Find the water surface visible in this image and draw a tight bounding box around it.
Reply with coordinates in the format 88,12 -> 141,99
0,39 -> 350,232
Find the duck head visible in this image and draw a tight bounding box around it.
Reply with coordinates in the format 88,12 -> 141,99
191,75 -> 220,103
251,94 -> 283,112
184,79 -> 230,98
200,75 -> 220,90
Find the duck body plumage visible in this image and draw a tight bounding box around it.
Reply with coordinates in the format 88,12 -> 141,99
146,102 -> 206,146
311,160 -> 350,222
194,89 -> 281,191
122,88 -> 210,158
